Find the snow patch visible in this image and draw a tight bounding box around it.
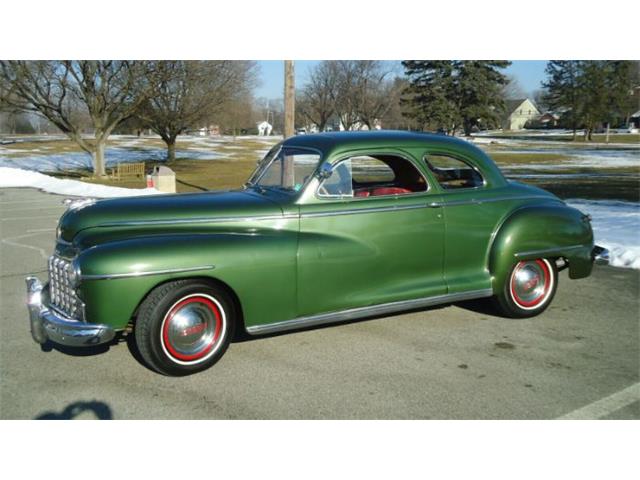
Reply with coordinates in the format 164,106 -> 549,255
0,147 -> 225,172
0,167 -> 162,198
567,199 -> 640,270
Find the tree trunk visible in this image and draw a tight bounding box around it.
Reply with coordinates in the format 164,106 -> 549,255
167,140 -> 176,162
572,127 -> 577,141
92,142 -> 107,177
605,122 -> 610,144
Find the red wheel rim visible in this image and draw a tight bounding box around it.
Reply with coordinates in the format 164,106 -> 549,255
510,259 -> 551,308
161,295 -> 223,362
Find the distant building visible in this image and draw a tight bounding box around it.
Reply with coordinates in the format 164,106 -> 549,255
538,112 -> 560,128
257,121 -> 273,136
192,124 -> 220,136
502,98 -> 540,130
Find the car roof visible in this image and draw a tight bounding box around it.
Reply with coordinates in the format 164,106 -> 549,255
282,130 -> 507,187
282,130 -> 471,152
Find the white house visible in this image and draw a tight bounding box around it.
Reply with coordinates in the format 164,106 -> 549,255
257,121 -> 273,136
502,98 -> 540,130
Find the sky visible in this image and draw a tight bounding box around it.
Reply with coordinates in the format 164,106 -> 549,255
255,60 -> 548,99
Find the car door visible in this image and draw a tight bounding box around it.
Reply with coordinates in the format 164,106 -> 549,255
421,150 -> 507,294
296,150 -> 446,318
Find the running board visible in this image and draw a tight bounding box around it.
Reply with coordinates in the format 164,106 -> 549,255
246,289 -> 494,335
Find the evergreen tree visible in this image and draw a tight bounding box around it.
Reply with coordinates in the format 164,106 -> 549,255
401,60 -> 510,135
543,60 -> 637,141
401,61 -> 458,132
454,61 -> 511,135
543,60 -> 582,139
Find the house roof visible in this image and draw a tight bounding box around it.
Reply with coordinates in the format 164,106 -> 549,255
504,98 -> 541,115
504,99 -> 528,114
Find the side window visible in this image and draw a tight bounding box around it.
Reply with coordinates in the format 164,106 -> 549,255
319,159 -> 354,197
424,154 -> 484,190
351,156 -> 395,184
318,154 -> 428,198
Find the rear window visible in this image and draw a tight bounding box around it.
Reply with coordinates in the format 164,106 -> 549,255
423,154 -> 484,189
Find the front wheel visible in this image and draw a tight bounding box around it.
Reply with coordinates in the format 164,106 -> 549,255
493,258 -> 558,318
134,280 -> 235,376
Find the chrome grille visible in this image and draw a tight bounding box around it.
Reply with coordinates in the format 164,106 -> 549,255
48,255 -> 81,320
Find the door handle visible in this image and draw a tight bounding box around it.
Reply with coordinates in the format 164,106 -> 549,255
427,202 -> 442,208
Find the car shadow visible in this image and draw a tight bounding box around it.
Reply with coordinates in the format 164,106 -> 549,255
35,400 -> 113,420
39,335 -> 123,357
455,298 -> 501,316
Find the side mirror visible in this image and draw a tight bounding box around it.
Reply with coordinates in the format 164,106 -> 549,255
317,162 -> 333,180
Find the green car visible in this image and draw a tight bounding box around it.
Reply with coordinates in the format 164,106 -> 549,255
26,131 -> 609,376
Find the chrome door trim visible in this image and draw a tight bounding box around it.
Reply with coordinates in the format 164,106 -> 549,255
426,195 -> 554,208
81,265 -> 216,281
96,214 -> 298,228
299,195 -> 553,218
246,288 -> 494,335
300,202 -> 429,218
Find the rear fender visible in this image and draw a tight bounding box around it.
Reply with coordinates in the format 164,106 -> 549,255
489,204 -> 594,293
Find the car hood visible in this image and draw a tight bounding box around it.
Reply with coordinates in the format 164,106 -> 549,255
58,189 -> 284,242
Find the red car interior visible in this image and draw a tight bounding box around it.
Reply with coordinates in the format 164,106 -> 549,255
354,186 -> 412,197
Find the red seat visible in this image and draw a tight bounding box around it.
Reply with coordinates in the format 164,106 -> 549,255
370,187 -> 412,196
354,190 -> 370,197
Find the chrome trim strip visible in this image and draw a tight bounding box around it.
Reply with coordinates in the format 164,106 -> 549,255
514,245 -> 585,258
97,214 -> 298,228
301,203 -> 429,218
427,195 -> 553,208
81,265 -> 215,281
246,289 -> 493,335
300,195 -> 553,218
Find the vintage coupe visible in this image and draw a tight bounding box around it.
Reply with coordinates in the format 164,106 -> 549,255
26,131 -> 609,376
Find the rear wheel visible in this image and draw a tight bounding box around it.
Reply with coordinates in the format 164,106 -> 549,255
135,280 -> 235,376
493,258 -> 558,318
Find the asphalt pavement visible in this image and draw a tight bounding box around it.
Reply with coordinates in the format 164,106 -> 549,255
1,187 -> 638,419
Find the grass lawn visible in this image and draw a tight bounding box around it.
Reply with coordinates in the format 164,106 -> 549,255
3,134 -> 278,193
487,152 -> 572,164
3,133 -> 637,201
78,156 -> 258,193
478,132 -> 640,144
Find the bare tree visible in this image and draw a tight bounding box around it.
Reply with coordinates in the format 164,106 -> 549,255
354,62 -> 402,129
330,61 -> 399,130
298,61 -> 337,132
139,61 -> 257,160
502,75 -> 526,100
0,61 -> 156,176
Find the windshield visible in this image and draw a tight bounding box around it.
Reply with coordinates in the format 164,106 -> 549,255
248,146 -> 322,193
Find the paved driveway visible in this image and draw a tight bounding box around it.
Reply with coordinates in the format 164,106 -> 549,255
1,187 -> 638,419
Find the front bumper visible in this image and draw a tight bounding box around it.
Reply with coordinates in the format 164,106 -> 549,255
592,245 -> 610,266
26,277 -> 115,347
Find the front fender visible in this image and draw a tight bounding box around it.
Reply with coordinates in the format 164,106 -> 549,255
75,232 -> 298,330
489,203 -> 594,293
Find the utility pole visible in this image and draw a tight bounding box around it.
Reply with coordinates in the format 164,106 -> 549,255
284,60 -> 295,138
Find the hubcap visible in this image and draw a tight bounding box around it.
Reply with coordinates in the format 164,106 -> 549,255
510,259 -> 552,309
161,294 -> 224,364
